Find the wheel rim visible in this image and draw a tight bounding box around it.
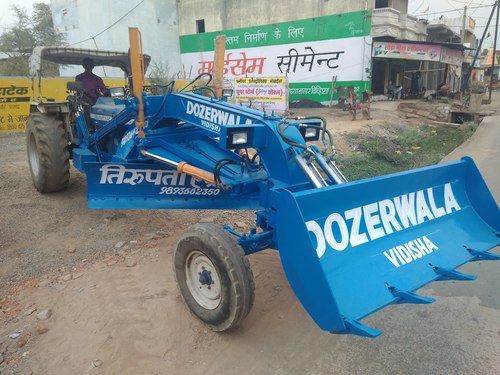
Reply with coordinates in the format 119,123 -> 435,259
28,133 -> 40,179
185,250 -> 221,310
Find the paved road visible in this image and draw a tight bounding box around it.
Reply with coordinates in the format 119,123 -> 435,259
443,107 -> 500,200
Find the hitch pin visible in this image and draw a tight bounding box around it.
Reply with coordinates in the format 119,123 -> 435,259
141,150 -> 215,184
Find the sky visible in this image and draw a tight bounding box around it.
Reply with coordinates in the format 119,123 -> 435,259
0,0 -> 498,48
408,0 -> 498,48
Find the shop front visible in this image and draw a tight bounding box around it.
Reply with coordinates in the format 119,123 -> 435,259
371,40 -> 464,98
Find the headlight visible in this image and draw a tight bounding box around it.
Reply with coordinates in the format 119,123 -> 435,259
232,131 -> 248,145
304,127 -> 318,139
299,125 -> 320,141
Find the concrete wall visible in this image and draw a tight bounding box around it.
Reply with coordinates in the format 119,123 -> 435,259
178,0 -> 372,35
372,7 -> 427,41
389,0 -> 408,15
50,0 -> 181,77
430,16 -> 477,45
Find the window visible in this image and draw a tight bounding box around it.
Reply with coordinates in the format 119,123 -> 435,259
196,19 -> 205,34
375,0 -> 390,8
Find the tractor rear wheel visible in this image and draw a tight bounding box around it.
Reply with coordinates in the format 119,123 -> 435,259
26,113 -> 70,193
174,223 -> 255,331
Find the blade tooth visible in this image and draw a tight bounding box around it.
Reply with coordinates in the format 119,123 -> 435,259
466,247 -> 500,261
340,317 -> 381,338
431,264 -> 477,281
388,286 -> 435,305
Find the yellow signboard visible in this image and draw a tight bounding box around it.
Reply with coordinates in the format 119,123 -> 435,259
0,77 -> 125,131
233,77 -> 288,113
0,77 -> 207,131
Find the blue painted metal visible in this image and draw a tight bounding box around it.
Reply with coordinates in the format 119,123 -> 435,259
224,225 -> 275,255
85,161 -> 262,210
341,317 -> 381,338
388,286 -> 435,304
198,269 -> 213,286
431,265 -> 477,280
273,157 -> 499,335
70,87 -> 499,337
467,247 -> 500,260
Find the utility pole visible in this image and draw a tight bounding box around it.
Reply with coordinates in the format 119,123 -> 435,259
489,1 -> 500,102
462,6 -> 467,43
462,2 -> 497,92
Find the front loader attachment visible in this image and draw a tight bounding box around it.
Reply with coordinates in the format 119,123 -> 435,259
274,157 -> 499,337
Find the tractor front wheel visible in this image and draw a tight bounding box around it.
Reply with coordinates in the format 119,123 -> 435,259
174,223 -> 255,331
26,113 -> 70,193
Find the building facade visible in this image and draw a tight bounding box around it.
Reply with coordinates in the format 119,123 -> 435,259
178,0 -> 370,35
50,0 -> 181,77
178,0 -> 443,102
180,10 -> 372,103
370,2 -> 470,97
371,1 -> 427,41
49,0 -> 472,101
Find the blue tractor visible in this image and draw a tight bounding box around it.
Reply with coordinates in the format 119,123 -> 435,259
26,29 -> 499,337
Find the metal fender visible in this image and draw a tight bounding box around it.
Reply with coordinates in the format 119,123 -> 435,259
274,157 -> 499,337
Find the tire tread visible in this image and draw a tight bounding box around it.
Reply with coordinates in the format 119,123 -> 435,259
26,113 -> 70,192
174,223 -> 255,331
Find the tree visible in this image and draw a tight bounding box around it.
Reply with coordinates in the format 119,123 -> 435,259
0,3 -> 65,76
148,60 -> 175,84
147,60 -> 176,94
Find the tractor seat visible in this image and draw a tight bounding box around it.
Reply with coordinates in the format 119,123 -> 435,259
89,97 -> 126,127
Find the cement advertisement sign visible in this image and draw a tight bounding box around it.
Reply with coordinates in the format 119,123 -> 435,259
233,77 -> 288,113
179,11 -> 372,103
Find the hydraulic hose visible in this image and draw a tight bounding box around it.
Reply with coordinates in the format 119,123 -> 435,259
146,81 -> 175,120
302,123 -> 335,154
276,120 -> 307,150
213,158 -> 241,187
298,116 -> 334,152
179,73 -> 213,92
191,85 -> 217,98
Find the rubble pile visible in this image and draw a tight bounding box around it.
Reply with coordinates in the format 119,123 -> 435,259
397,102 -> 452,122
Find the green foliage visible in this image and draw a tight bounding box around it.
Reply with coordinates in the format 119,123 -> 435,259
0,3 -> 65,76
336,124 -> 477,181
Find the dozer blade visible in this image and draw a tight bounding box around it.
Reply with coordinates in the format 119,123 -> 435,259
274,157 -> 499,337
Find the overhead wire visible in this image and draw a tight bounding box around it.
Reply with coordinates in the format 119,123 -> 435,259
446,0 -> 491,5
415,3 -> 491,16
67,0 -> 145,47
470,0 -> 488,16
412,0 -> 426,14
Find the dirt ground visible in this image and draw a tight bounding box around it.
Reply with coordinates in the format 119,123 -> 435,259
293,100 -> 427,155
0,100 -> 499,374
